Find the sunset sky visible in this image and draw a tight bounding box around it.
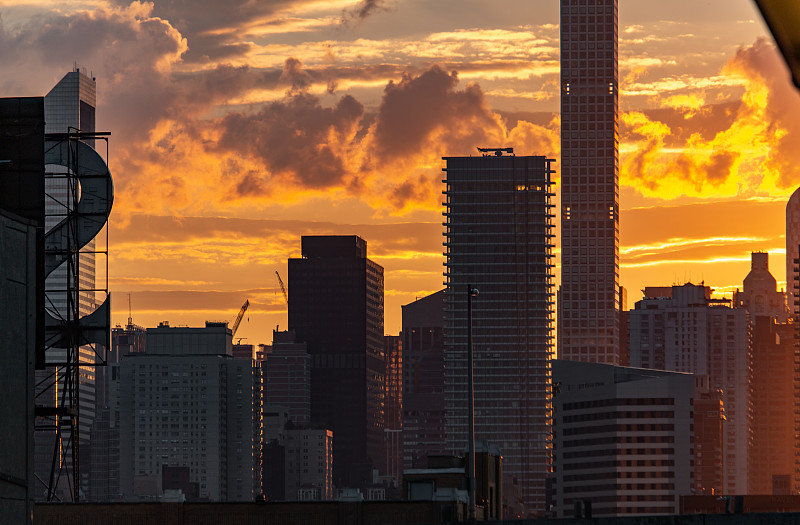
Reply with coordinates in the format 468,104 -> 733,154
1,0 -> 797,345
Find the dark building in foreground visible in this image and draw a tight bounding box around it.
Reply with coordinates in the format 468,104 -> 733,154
558,0 -> 621,364
288,235 -> 385,489
0,96 -> 45,524
442,151 -> 555,514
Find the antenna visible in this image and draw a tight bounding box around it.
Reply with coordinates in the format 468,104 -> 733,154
128,293 -> 133,327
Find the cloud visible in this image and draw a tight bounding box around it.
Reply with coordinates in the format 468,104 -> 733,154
372,66 -> 503,159
620,38 -> 800,201
340,0 -> 389,26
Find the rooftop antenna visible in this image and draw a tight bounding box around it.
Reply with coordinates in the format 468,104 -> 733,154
127,293 -> 133,327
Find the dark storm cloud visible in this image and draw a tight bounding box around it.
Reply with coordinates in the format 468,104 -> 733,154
372,65 -> 502,159
216,60 -> 365,190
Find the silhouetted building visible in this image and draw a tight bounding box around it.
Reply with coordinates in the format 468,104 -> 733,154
558,0 -> 621,364
401,290 -> 446,470
442,151 -> 555,514
232,344 -> 255,359
735,252 -> 789,322
552,360 -> 694,517
0,96 -> 45,524
118,322 -> 262,501
630,284 -> 751,494
288,235 -> 385,489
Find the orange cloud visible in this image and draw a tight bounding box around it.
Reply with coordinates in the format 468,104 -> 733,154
620,38 -> 800,201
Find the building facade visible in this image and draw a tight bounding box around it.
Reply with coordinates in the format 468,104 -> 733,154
118,322 -> 261,501
735,252 -> 789,323
552,360 -> 694,517
748,316 -> 796,494
558,0 -> 621,364
629,284 -> 751,494
288,235 -> 385,489
401,290 -> 446,470
285,426 -> 334,501
383,335 -> 403,486
261,330 -> 311,426
442,151 -> 555,514
786,188 -> 800,308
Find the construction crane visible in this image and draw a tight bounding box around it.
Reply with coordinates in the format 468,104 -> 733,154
231,299 -> 249,337
275,270 -> 288,305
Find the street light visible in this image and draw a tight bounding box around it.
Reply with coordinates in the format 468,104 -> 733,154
467,284 -> 479,522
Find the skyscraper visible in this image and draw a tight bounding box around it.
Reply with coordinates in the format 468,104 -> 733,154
559,0 -> 621,364
288,235 -> 385,489
36,69 -> 102,501
44,68 -> 98,324
786,187 -> 800,308
443,151 -> 555,514
401,290 -> 446,470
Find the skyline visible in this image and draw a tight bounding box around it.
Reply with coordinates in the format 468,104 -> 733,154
1,0 -> 797,344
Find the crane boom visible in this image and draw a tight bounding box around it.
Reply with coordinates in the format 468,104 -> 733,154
231,299 -> 249,337
276,271 -> 288,304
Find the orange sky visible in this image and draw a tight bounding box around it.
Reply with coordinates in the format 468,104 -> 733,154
2,0 -> 797,345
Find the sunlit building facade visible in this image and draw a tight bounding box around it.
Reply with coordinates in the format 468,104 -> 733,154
558,0 -> 621,364
443,152 -> 555,514
787,188 -> 800,308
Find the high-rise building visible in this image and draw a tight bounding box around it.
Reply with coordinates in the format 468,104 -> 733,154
552,360 -> 694,517
288,235 -> 385,489
36,68 -> 102,501
442,151 -> 555,514
383,335 -> 403,486
558,0 -> 621,364
629,284 -> 751,494
734,252 -> 789,322
786,188 -> 800,307
401,290 -> 446,470
118,322 -> 262,501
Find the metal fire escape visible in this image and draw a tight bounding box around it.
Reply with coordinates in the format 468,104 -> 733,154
34,130 -> 113,502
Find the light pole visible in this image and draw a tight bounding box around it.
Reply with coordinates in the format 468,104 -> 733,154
467,284 -> 479,522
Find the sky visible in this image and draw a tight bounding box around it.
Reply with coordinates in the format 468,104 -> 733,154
1,0 -> 797,346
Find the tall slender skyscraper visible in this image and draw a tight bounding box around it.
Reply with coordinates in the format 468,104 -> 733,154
35,69 -> 101,501
288,235 -> 385,489
558,0 -> 620,364
443,151 -> 555,514
786,187 -> 800,308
